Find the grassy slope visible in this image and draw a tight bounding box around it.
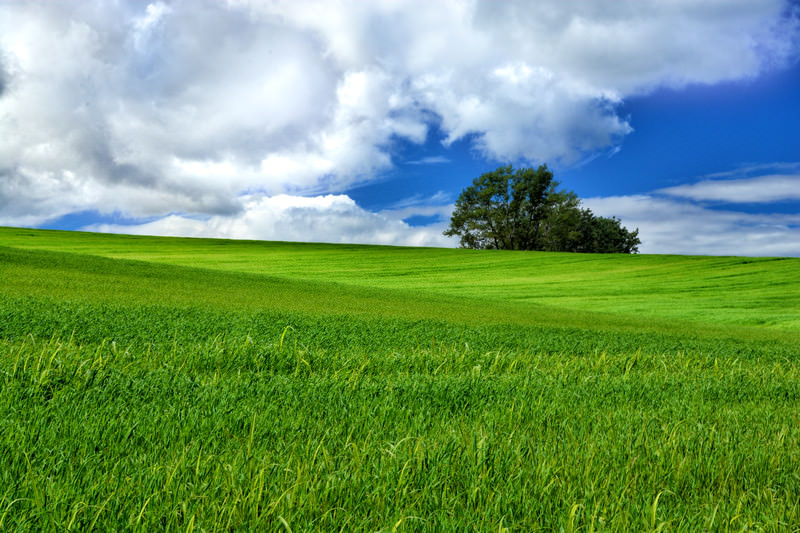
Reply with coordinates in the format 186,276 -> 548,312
1,227 -> 800,531
2,226 -> 799,330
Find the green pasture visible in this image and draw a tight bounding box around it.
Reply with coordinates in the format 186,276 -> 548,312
2,226 -> 798,329
1,226 -> 799,531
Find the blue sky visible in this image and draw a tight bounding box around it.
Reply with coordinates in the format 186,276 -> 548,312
2,1 -> 799,255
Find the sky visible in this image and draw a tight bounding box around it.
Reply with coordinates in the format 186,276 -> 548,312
1,0 -> 799,256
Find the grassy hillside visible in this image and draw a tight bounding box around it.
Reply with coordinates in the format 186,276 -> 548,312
1,227 -> 799,531
3,226 -> 799,330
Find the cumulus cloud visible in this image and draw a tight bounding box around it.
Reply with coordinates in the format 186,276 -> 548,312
1,0 -> 798,237
86,193 -> 454,248
0,54 -> 6,97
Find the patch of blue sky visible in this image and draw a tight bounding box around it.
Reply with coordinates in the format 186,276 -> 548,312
560,62 -> 800,199
43,210 -> 209,232
43,210 -> 159,231
345,128 -> 497,211
403,214 -> 443,227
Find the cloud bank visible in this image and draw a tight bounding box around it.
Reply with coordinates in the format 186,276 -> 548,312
585,169 -> 800,257
86,194 -> 453,248
82,166 -> 800,257
1,0 -> 798,249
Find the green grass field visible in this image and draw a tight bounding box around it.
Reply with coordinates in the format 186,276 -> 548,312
1,226 -> 799,531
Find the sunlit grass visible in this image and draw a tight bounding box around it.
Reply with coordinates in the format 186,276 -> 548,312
3,226 -> 799,329
1,227 -> 799,531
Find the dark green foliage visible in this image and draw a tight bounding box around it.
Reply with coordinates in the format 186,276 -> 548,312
444,165 -> 640,253
566,208 -> 642,254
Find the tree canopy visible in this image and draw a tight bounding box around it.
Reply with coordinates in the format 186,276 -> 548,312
444,165 -> 641,253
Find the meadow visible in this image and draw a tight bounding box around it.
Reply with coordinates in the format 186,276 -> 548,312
1,226 -> 799,531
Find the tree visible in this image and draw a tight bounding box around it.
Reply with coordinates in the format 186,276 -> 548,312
444,165 -> 640,253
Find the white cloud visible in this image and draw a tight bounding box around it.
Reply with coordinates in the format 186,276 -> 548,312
0,0 -> 798,237
85,193 -> 455,248
659,174 -> 800,203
